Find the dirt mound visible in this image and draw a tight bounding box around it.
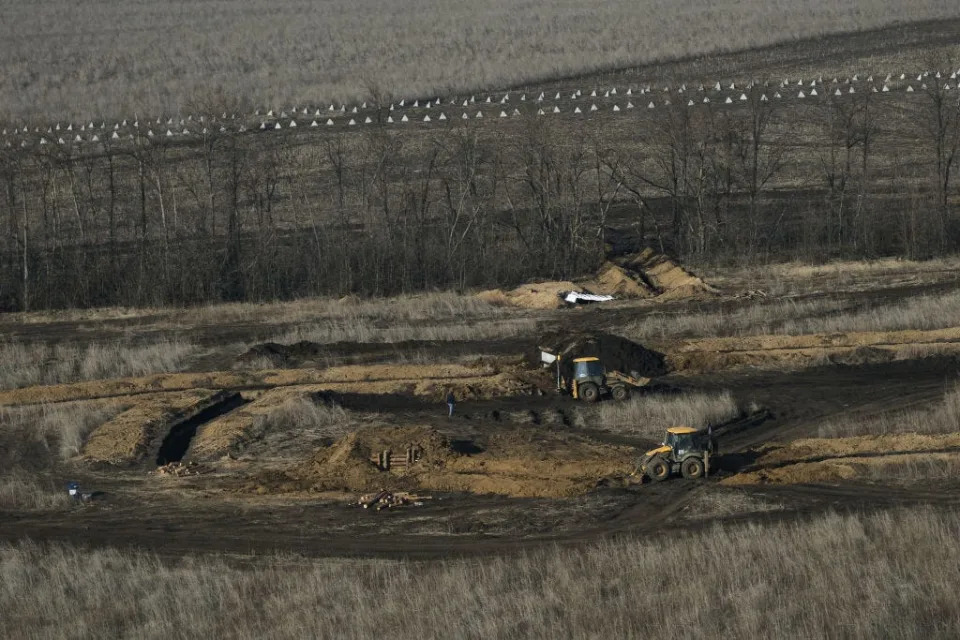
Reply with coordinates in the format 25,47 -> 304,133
588,262 -> 657,298
477,281 -> 581,309
259,426 -> 633,498
286,426 -> 452,493
723,432 -> 960,485
538,331 -> 667,378
82,390 -> 222,464
476,249 -> 716,309
668,326 -> 960,373
236,341 -> 324,368
617,248 -> 719,299
0,362 -> 531,407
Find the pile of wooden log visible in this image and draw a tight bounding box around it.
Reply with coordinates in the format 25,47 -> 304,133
357,490 -> 431,511
155,461 -> 206,477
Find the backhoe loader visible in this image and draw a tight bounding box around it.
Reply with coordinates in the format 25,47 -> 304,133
639,426 -> 716,481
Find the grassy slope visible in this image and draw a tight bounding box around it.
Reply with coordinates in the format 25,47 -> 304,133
2,1 -> 958,121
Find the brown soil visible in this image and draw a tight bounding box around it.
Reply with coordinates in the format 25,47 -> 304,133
617,248 -> 720,299
477,281 -> 582,309
588,262 -> 657,298
479,249 -> 717,309
670,327 -> 960,372
0,362 -> 532,407
82,390 -> 219,463
260,426 -> 634,498
724,432 -> 960,485
189,387 -> 300,461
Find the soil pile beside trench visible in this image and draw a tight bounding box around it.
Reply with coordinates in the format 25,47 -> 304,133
477,249 -> 718,309
724,432 -> 960,485
256,426 -> 635,498
537,331 -> 668,378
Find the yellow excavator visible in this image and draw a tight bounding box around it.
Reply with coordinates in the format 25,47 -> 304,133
541,351 -> 650,402
639,426 -> 715,481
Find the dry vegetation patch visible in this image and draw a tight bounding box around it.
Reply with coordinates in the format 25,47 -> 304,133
818,384 -> 960,438
6,1 -> 959,121
725,432 -> 960,486
0,340 -> 196,390
665,326 -> 960,372
3,508 -> 960,638
582,391 -> 741,440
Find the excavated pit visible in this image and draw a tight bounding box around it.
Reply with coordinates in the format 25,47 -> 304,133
155,392 -> 247,465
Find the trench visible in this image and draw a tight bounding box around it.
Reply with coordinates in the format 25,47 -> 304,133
156,392 -> 247,465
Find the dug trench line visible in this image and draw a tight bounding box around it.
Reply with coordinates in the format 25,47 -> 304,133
83,390 -> 246,465
0,363 -> 532,407
667,326 -> 960,372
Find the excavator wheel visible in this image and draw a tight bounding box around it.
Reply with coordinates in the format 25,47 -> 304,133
681,457 -> 705,479
646,456 -> 671,482
611,385 -> 630,402
579,382 -> 600,403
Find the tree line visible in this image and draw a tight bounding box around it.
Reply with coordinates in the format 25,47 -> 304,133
1,83 -> 958,312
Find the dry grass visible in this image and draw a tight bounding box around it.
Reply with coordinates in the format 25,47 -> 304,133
581,391 -> 741,439
183,292 -> 513,326
4,292 -> 511,327
2,507 -> 960,638
0,401 -> 122,509
3,1 -> 959,121
274,317 -> 537,345
0,472 -> 71,511
202,393 -> 358,461
708,256 -> 960,297
0,340 -> 197,390
628,289 -> 960,341
0,402 -> 124,469
818,384 -> 960,438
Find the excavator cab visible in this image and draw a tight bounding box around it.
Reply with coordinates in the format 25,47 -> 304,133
571,357 -> 605,402
640,426 -> 715,482
540,349 -> 647,403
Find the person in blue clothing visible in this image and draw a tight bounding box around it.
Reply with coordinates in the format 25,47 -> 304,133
446,390 -> 456,417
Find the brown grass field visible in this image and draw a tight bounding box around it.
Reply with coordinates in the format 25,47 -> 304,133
3,508 -> 960,639
4,7 -> 960,637
2,1 -> 959,121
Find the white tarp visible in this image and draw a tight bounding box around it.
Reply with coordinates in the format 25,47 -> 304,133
564,292 -> 615,304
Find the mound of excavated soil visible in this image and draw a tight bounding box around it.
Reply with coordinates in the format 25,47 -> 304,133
82,390 -> 221,464
723,432 -> 960,485
0,362 -> 531,407
477,281 -> 582,310
288,426 -> 451,493
257,426 -> 633,498
476,249 -> 716,309
587,262 -> 657,298
236,341 -> 324,368
617,248 -> 720,299
538,331 -> 667,378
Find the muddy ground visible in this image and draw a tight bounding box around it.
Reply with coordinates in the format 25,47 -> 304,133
3,355 -> 958,559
